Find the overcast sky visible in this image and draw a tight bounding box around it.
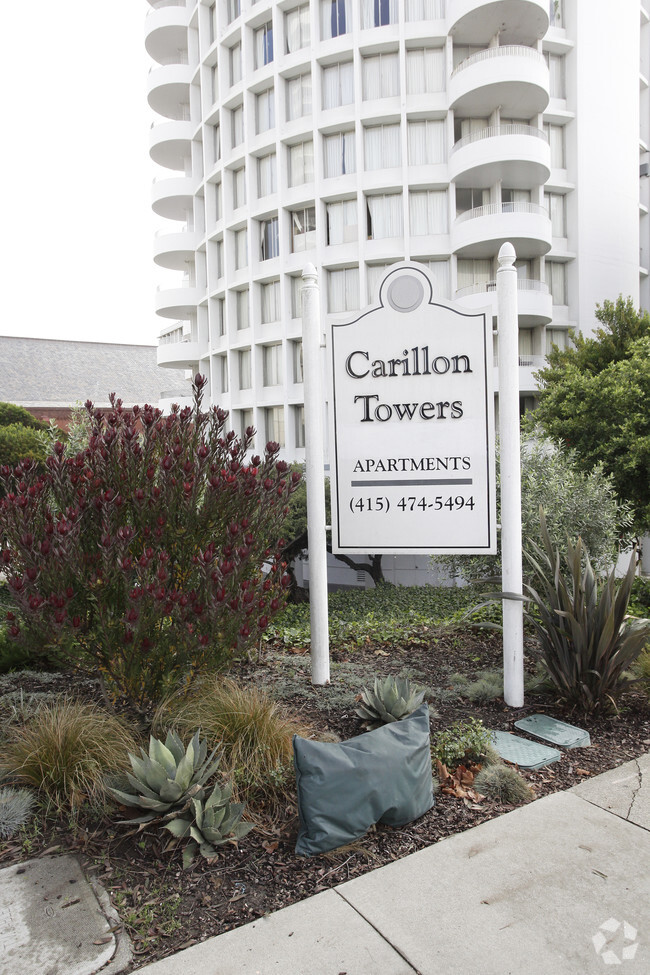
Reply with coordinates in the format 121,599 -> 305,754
1,1 -> 163,346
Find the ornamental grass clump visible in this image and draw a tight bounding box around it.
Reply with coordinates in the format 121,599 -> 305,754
523,511 -> 650,713
0,374 -> 300,712
1,698 -> 137,813
154,677 -> 309,810
473,764 -> 533,804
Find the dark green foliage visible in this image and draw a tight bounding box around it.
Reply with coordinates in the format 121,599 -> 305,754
523,512 -> 650,712
0,403 -> 48,430
534,297 -> 650,532
431,718 -> 493,768
0,424 -> 47,468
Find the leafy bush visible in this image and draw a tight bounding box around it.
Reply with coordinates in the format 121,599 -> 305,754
0,375 -> 299,711
0,424 -> 48,469
629,576 -> 650,619
1,698 -> 137,812
154,677 -> 309,809
523,512 -> 650,712
355,675 -> 427,729
473,764 -> 532,804
0,786 -> 36,838
431,717 -> 493,768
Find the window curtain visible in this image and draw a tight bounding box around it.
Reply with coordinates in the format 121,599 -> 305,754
406,0 -> 445,20
545,328 -> 568,353
266,408 -> 285,447
219,356 -> 229,394
424,260 -> 450,299
327,199 -> 357,245
256,88 -> 275,133
263,345 -> 283,386
321,0 -> 348,39
545,124 -> 565,167
362,53 -> 399,99
364,124 -> 401,169
328,267 -> 360,312
407,120 -> 446,164
545,193 -> 565,235
289,141 -> 314,186
322,62 -> 354,109
456,259 -> 491,290
261,281 -> 280,323
291,276 -> 303,318
235,228 -> 247,269
231,105 -> 244,147
237,290 -> 249,330
287,74 -> 311,120
547,53 -> 565,97
239,349 -> 251,388
324,131 -> 356,177
293,340 -> 304,382
366,262 -> 395,303
361,0 -> 398,27
294,406 -> 305,448
255,23 -> 273,69
261,218 -> 279,260
409,191 -> 448,235
286,5 -> 310,53
230,43 -> 242,85
367,193 -> 403,239
257,153 -> 276,197
406,48 -> 445,93
292,207 -> 316,252
545,261 -> 566,304
233,166 -> 245,208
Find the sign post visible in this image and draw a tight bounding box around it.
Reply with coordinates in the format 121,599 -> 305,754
496,243 -> 524,707
328,264 -> 496,556
301,264 -> 330,686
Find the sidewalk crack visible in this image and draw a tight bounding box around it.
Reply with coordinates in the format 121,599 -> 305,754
626,759 -> 643,821
335,890 -> 422,974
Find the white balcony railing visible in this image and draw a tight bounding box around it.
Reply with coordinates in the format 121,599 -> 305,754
455,279 -> 549,300
451,45 -> 546,80
149,0 -> 186,10
455,201 -> 548,226
451,123 -> 548,154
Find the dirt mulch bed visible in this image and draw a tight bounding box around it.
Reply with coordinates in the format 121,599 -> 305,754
1,630 -> 649,972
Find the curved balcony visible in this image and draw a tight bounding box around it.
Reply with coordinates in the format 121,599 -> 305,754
151,175 -> 197,220
449,46 -> 549,116
145,4 -> 189,64
450,124 -> 550,188
153,229 -> 201,270
492,355 -> 546,394
157,338 -> 201,368
452,202 -> 552,258
448,0 -> 549,45
455,278 -> 552,325
155,285 -> 202,320
146,63 -> 192,119
149,120 -> 193,170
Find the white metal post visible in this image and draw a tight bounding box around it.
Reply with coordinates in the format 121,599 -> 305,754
301,264 -> 330,685
496,243 -> 524,707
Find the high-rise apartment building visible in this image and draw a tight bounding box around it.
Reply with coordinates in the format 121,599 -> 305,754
147,0 -> 650,449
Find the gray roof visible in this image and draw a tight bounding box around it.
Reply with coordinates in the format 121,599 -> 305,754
0,336 -> 188,409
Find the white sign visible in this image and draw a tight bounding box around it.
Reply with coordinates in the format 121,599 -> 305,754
328,264 -> 496,555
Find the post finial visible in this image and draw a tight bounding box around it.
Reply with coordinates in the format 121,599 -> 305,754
302,263 -> 318,282
498,242 -> 516,268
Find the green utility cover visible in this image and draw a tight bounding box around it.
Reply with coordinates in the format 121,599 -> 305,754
514,714 -> 591,749
490,730 -> 561,770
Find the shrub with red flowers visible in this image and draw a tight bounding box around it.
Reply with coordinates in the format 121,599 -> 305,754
0,375 -> 299,712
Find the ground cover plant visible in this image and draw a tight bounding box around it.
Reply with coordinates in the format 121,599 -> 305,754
1,578 -> 649,970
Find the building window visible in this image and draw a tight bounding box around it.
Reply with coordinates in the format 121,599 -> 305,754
457,259 -> 492,290
209,2 -> 217,45
502,188 -> 531,209
257,152 -> 277,197
367,193 -> 403,239
544,123 -> 566,168
286,4 -> 310,53
238,348 -> 252,388
212,123 -> 221,164
545,261 -> 567,304
217,297 -> 225,336
423,259 -> 450,299
263,344 -> 283,386
255,21 -> 274,69
364,123 -> 401,170
261,280 -> 281,323
323,131 -> 356,177
291,206 -> 316,252
288,140 -> 314,186
211,66 -> 219,104
233,165 -> 246,209
545,192 -> 566,236
456,187 -> 489,216
321,0 -> 348,40
405,48 -> 446,94
409,190 -> 448,235
214,180 -> 222,220
326,199 -> 358,245
286,73 -> 312,120
406,0 -> 445,18
240,408 -> 254,444
361,0 -> 398,29
328,267 -> 360,312
261,216 -> 280,260
230,42 -> 242,86
294,405 -> 305,448
227,0 -> 241,24
265,406 -> 285,447
236,289 -> 249,330
218,355 -> 229,394
234,227 -> 248,270
292,340 -> 304,382
216,239 -> 224,279
256,87 -> 275,134
291,276 -> 303,318
545,328 -> 569,353
407,120 -> 446,165
546,53 -> 565,98
322,62 -> 354,109
366,262 -> 397,303
231,105 -> 244,147
549,0 -> 564,28
362,53 -> 400,99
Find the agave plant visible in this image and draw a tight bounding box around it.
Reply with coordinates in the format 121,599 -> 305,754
355,675 -> 427,729
523,510 -> 650,712
164,781 -> 253,869
108,730 -> 222,823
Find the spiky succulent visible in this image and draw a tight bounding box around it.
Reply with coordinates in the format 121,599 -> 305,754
164,781 -> 254,869
0,786 -> 35,838
355,676 -> 427,729
109,729 -> 221,823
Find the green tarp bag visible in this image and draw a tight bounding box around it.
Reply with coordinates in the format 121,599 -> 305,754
293,703 -> 434,856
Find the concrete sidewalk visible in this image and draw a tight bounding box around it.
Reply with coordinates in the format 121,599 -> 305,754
134,753 -> 650,975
